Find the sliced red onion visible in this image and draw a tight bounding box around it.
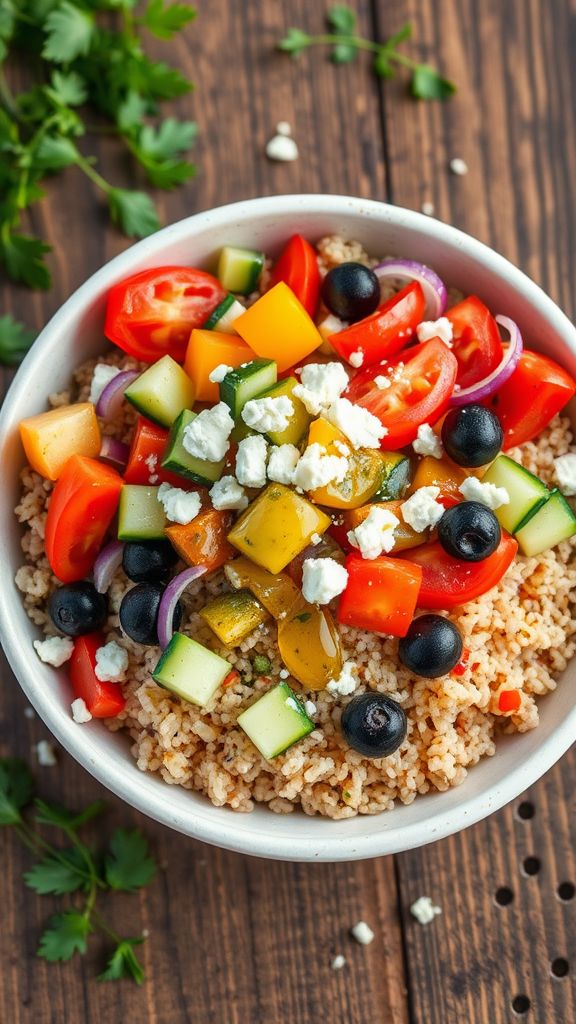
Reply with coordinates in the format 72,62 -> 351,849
93,541 -> 124,594
96,369 -> 139,420
448,314 -> 524,407
157,566 -> 208,649
100,436 -> 130,470
374,259 -> 447,319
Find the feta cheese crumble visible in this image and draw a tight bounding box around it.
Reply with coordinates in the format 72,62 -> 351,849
36,740 -> 57,767
333,440 -> 351,456
310,532 -> 322,546
301,557 -> 349,605
71,698 -> 92,724
33,635 -> 74,667
209,475 -> 249,511
410,896 -> 442,925
88,364 -> 121,404
349,348 -> 364,368
326,398 -> 387,448
279,668 -> 289,679
292,443 -> 348,490
236,435 -> 268,488
327,661 -> 358,697
265,132 -> 299,162
347,506 -> 399,560
94,640 -> 129,683
331,955 -> 346,971
144,452 -> 159,484
208,363 -> 234,384
304,700 -> 317,717
158,483 -> 202,525
267,443 -> 301,485
401,486 -> 445,532
292,362 -> 349,416
459,476 -> 510,510
241,395 -> 294,433
182,402 -> 234,462
413,423 -> 443,459
416,317 -> 453,346
350,921 -> 375,946
554,453 -> 576,496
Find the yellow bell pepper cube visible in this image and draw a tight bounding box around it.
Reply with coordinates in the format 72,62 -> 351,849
227,483 -> 331,573
233,282 -> 323,373
19,403 -> 101,481
306,416 -> 387,510
184,329 -> 254,403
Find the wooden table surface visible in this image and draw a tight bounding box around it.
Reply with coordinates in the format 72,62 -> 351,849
2,2 -> 576,1021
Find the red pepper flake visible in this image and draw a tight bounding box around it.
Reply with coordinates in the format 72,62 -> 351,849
223,670 -> 241,688
498,689 -> 521,714
451,648 -> 470,677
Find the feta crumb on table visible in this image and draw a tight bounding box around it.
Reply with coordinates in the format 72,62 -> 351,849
94,640 -> 128,683
421,201 -> 435,216
241,395 -> 294,433
553,453 -> 576,496
24,707 -> 35,720
208,363 -> 234,384
36,740 -> 57,767
327,661 -> 358,697
449,157 -> 469,176
275,120 -> 292,136
209,475 -> 249,511
459,476 -> 510,510
349,349 -> 364,368
416,317 -> 454,346
401,486 -> 445,532
157,483 -> 202,525
301,557 -> 349,604
292,362 -> 349,416
236,435 -> 268,489
71,698 -> 92,724
410,896 -> 442,925
265,133 -> 299,162
33,635 -> 74,667
331,954 -> 346,970
326,398 -> 387,448
292,443 -> 348,490
413,422 -> 443,459
347,506 -> 399,559
182,402 -> 234,462
88,364 -> 121,404
350,921 -> 375,945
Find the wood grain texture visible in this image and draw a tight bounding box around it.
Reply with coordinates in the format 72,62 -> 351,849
1,1 -> 575,1022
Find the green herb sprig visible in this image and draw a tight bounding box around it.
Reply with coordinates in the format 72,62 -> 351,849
1,757 -> 157,983
278,5 -> 456,101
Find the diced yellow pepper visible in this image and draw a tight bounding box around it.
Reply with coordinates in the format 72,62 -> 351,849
277,596 -> 343,691
224,557 -> 300,618
233,282 -> 323,373
184,329 -> 254,403
343,500 -> 428,551
306,417 -> 387,510
261,377 -> 312,446
227,483 -> 331,573
19,403 -> 101,481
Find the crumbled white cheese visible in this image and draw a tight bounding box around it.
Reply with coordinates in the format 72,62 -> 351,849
413,423 -> 443,459
416,317 -> 454,347
292,443 -> 348,490
349,348 -> 364,368
266,133 -> 299,161
276,120 -> 292,136
285,696 -> 299,711
236,435 -> 268,488
36,740 -> 57,767
450,157 -> 468,176
421,201 -> 435,216
157,483 -> 202,525
318,314 -> 348,341
401,486 -> 445,532
327,661 -> 358,697
71,698 -> 92,724
267,443 -> 301,485
182,402 -> 234,462
144,452 -> 158,484
94,640 -> 128,683
347,506 -> 399,560
310,532 -> 322,546
350,921 -> 375,945
331,954 -> 346,971
209,475 -> 249,511
301,557 -> 349,605
553,453 -> 576,496
326,398 -> 386,449
33,635 -> 74,667
279,668 -> 289,679
410,896 -> 442,925
208,363 -> 234,384
333,440 -> 351,456
292,362 -> 349,416
89,364 -> 121,404
304,700 -> 317,717
459,476 -> 510,510
241,395 -> 294,433
374,374 -> 392,390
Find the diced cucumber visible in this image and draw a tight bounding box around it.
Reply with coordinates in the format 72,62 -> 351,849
220,359 -> 277,419
515,489 -> 576,556
203,294 -> 245,334
118,485 -> 166,540
124,355 -> 195,428
153,632 -> 230,707
254,376 -> 312,447
237,682 -> 314,759
372,453 -> 412,501
199,590 -> 269,646
162,409 -> 225,485
218,246 -> 265,295
482,454 -> 549,534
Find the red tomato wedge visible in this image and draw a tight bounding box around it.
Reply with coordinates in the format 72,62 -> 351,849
338,555 -> 422,636
483,349 -> 576,449
400,533 -> 518,610
329,281 -> 425,366
45,455 -> 123,583
345,338 -> 458,449
124,417 -> 184,488
445,296 -> 503,389
70,634 -> 126,718
105,267 -> 225,363
269,235 -> 321,318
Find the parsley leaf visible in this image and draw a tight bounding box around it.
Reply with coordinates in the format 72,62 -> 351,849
42,2 -> 95,64
130,55 -> 192,100
107,188 -> 160,238
411,65 -> 456,100
99,938 -> 145,984
47,70 -> 87,107
24,848 -> 88,895
141,0 -> 196,40
34,798 -> 106,831
38,911 -> 92,962
327,5 -> 356,34
116,90 -> 149,131
0,315 -> 36,366
277,28 -> 311,56
0,758 -> 34,825
0,233 -> 52,290
33,135 -> 79,172
105,828 -> 156,891
138,117 -> 197,160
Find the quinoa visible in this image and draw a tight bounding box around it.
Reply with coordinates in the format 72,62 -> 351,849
14,239 -> 576,819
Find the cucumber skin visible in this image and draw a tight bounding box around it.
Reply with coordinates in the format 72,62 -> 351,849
161,409 -> 225,486
220,359 -> 277,419
237,682 -> 314,759
218,247 -> 264,296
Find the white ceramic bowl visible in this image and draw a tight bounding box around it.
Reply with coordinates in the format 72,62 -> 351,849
1,195 -> 575,862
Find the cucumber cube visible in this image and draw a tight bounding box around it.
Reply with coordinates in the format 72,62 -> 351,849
118,485 -> 166,541
482,454 -> 549,534
255,376 -> 312,447
515,489 -> 576,556
162,409 -> 225,485
199,590 -> 269,646
237,682 -> 314,759
124,355 -> 195,428
153,632 -> 231,707
217,246 -> 264,295
220,359 -> 277,419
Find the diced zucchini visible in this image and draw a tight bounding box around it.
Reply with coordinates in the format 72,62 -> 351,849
372,453 -> 412,501
153,632 -> 230,707
515,489 -> 576,556
124,355 -> 195,428
203,294 -> 245,333
217,246 -> 265,295
237,682 -> 314,759
254,376 -> 313,447
220,359 -> 277,419
118,485 -> 166,540
227,483 -> 331,573
482,454 -> 549,534
162,409 -> 225,485
199,590 -> 269,646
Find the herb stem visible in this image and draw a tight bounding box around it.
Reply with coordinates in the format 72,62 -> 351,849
301,32 -> 382,54
0,68 -> 19,120
73,152 -> 112,195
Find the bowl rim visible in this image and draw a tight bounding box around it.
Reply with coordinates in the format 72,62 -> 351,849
2,193 -> 576,862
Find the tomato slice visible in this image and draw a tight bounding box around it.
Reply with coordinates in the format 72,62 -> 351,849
400,533 -> 518,610
45,455 -> 123,583
269,235 -> 321,318
70,634 -> 126,718
329,281 -> 425,365
104,267 -> 225,363
124,417 -> 184,487
445,296 -> 502,389
345,338 -> 458,449
484,349 -> 576,449
338,555 -> 422,636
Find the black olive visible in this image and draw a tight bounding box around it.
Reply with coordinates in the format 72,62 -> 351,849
119,583 -> 182,646
441,404 -> 503,467
321,262 -> 381,323
48,582 -> 108,637
341,693 -> 407,758
398,614 -> 463,678
122,541 -> 178,583
438,501 -> 501,562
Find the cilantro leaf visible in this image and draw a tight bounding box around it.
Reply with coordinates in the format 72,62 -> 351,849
0,315 -> 36,366
330,42 -> 356,64
327,5 -> 356,34
116,90 -> 149,131
99,938 -> 145,984
277,28 -> 311,56
33,135 -> 78,172
411,65 -> 457,100
34,798 -> 106,831
0,758 -> 34,825
142,0 -> 196,40
107,188 -> 160,238
24,849 -> 88,895
48,70 -> 87,107
0,233 -> 52,289
105,828 -> 156,891
130,56 -> 192,100
142,158 -> 195,189
138,117 -> 197,160
38,911 -> 92,962
42,2 -> 95,64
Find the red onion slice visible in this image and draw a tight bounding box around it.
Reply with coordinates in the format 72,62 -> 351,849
100,436 -> 130,470
93,541 -> 124,594
157,566 -> 208,649
448,314 -> 523,407
374,259 -> 447,319
96,369 -> 139,420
